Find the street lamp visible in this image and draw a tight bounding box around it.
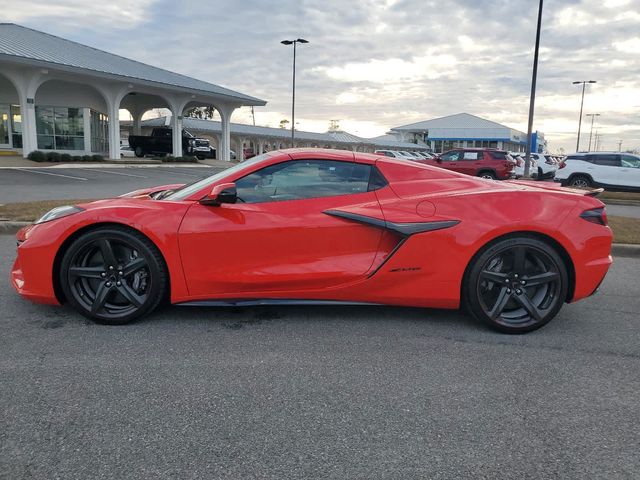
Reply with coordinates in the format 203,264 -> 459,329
573,80 -> 597,152
585,113 -> 600,152
281,38 -> 309,147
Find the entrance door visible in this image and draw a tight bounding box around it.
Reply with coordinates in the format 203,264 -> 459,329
0,105 -> 10,147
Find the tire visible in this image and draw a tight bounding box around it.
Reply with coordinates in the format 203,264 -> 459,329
463,236 -> 568,334
59,227 -> 168,325
568,175 -> 592,189
134,146 -> 145,158
478,171 -> 497,180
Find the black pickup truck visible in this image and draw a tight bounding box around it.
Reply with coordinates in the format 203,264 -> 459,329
128,127 -> 213,158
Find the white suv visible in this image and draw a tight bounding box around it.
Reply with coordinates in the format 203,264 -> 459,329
555,152 -> 640,191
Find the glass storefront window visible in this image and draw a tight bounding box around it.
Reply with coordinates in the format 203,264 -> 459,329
0,109 -> 9,145
35,106 -> 84,150
90,110 -> 108,152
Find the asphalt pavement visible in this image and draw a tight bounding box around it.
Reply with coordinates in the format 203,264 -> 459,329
1,234 -> 638,479
0,166 -> 222,203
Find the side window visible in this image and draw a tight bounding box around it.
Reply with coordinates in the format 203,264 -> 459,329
440,150 -> 462,162
234,160 -> 376,204
593,155 -> 621,167
621,155 -> 640,168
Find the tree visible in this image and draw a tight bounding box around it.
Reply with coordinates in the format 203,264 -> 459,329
185,106 -> 217,120
279,119 -> 290,129
328,119 -> 340,132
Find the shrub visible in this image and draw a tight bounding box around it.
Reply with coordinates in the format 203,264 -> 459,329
91,154 -> 104,162
71,155 -> 83,162
81,155 -> 93,162
60,153 -> 72,162
46,152 -> 61,162
175,156 -> 198,163
27,151 -> 47,162
162,155 -> 176,163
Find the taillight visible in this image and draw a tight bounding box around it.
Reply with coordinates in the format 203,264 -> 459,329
580,207 -> 607,226
517,158 -> 524,167
504,162 -> 514,169
559,162 -> 566,169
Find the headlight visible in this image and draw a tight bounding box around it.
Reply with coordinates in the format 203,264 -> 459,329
35,205 -> 84,224
189,139 -> 196,146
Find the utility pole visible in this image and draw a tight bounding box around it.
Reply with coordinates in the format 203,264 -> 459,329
524,0 -> 544,178
572,80 -> 597,152
617,139 -> 623,151
251,106 -> 256,126
586,113 -> 600,151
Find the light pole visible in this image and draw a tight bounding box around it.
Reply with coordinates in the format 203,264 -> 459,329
281,38 -> 309,147
573,80 -> 596,152
586,113 -> 600,151
524,0 -> 543,178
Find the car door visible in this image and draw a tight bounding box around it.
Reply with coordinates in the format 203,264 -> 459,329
619,154 -> 640,188
438,150 -> 464,173
459,150 -> 482,175
589,154 -> 621,186
178,159 -> 387,297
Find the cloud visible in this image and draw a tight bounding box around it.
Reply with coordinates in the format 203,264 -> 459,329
1,0 -> 159,29
5,0 -> 640,151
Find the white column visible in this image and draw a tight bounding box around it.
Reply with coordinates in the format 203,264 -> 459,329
171,114 -> 183,157
107,101 -> 121,160
19,91 -> 37,157
217,103 -> 237,162
236,137 -> 244,162
258,140 -> 264,155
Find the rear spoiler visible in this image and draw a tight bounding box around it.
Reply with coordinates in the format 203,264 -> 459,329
585,188 -> 604,197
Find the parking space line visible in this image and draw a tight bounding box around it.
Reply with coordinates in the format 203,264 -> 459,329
151,170 -> 202,177
82,169 -> 147,178
18,168 -> 88,181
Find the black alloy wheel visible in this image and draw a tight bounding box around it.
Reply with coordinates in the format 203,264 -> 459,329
569,175 -> 592,189
60,227 -> 167,324
465,237 -> 568,333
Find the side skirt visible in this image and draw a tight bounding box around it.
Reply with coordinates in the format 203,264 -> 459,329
176,299 -> 382,307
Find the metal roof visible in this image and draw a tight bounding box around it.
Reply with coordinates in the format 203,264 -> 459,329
391,113 -> 513,132
138,117 -> 423,149
0,23 -> 266,105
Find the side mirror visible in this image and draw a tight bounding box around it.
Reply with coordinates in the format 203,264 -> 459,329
200,182 -> 237,206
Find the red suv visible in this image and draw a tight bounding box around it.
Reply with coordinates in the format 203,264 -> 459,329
421,148 -> 516,180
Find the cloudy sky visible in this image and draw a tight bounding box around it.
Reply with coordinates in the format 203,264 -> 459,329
3,0 -> 640,152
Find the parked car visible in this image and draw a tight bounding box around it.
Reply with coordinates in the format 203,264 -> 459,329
531,153 -> 558,180
128,127 -> 212,159
555,152 -> 640,191
509,152 -> 538,179
374,149 -> 407,159
423,148 -> 516,180
12,148 -> 612,333
120,145 -> 136,158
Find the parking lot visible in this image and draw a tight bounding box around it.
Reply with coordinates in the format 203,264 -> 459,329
1,230 -> 638,478
0,166 -> 222,203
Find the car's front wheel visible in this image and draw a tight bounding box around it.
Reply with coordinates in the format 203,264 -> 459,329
134,146 -> 145,158
59,227 -> 167,325
464,237 -> 568,333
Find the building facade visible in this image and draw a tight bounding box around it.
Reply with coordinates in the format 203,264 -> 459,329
0,23 -> 265,161
386,113 -> 546,153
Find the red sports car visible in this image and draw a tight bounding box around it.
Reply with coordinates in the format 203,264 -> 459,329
11,149 -> 612,333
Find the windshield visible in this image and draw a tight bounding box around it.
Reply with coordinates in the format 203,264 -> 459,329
163,152 -> 275,201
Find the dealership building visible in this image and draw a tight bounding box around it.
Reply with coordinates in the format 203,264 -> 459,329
385,113 -> 546,153
0,23 -> 266,161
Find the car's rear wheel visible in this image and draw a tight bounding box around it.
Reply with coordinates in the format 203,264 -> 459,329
59,227 -> 167,325
478,171 -> 497,180
569,175 -> 591,188
464,237 -> 568,333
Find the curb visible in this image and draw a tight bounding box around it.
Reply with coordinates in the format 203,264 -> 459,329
1,221 -> 639,259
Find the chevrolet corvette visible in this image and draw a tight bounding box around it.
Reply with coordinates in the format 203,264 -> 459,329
12,149 -> 612,333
